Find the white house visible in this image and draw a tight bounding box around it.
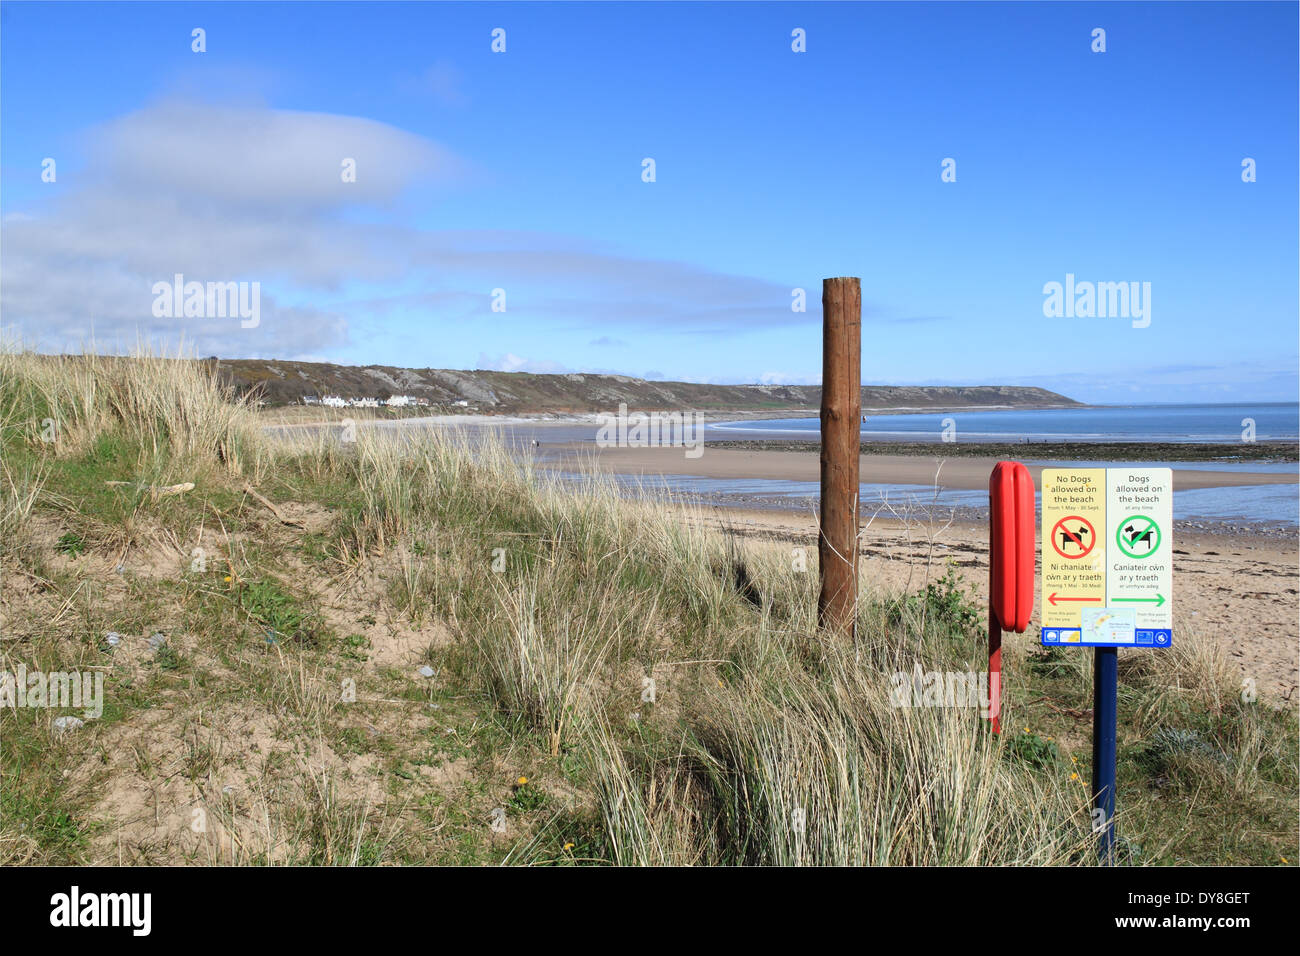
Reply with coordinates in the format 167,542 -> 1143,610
321,395 -> 346,408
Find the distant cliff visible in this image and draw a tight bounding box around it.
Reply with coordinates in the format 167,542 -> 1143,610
214,359 -> 1082,413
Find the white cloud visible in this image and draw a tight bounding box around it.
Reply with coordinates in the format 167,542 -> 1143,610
759,371 -> 818,386
475,352 -> 570,374
89,99 -> 463,207
2,99 -> 825,360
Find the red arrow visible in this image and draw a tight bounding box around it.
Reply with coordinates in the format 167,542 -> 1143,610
1048,592 -> 1102,606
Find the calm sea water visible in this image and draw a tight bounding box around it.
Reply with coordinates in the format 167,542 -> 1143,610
709,403 -> 1300,443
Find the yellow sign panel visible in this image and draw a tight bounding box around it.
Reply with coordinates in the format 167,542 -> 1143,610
1040,468 -> 1107,637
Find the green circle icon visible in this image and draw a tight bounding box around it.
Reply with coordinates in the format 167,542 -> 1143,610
1116,515 -> 1160,559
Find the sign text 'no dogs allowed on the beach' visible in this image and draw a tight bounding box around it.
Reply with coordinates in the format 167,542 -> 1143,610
1040,468 -> 1173,647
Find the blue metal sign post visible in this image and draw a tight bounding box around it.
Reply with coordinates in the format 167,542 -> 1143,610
1040,468 -> 1173,864
1091,647 -> 1118,865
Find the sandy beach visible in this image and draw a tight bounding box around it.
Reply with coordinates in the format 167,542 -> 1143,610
537,441 -> 1298,702
264,419 -> 1299,700
553,444 -> 1300,492
676,506 -> 1299,703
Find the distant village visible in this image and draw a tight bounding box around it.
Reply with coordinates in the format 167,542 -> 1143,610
299,394 -> 469,409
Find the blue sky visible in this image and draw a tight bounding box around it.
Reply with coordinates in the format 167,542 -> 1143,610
2,1 -> 1296,403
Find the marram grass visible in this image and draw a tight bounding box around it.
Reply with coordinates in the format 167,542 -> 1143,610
1,347 -> 1292,866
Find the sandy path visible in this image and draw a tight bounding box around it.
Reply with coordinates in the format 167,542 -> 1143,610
673,505 -> 1298,703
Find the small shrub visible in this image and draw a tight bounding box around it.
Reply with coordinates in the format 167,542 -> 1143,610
1004,730 -> 1059,770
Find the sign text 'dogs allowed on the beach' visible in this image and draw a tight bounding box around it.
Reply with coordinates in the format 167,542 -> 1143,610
1040,467 -> 1173,647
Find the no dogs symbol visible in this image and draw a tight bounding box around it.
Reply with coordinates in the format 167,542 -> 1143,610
1051,516 -> 1096,559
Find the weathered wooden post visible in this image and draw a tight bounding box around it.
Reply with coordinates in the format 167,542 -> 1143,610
818,277 -> 861,638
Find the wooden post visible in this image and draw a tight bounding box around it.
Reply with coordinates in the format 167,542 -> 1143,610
818,277 -> 861,638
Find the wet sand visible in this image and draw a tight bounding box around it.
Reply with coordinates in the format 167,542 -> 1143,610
557,444 -> 1299,491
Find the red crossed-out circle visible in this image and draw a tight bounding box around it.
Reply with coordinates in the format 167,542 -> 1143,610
1050,516 -> 1096,559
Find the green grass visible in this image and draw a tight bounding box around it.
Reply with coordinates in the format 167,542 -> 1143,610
2,346 -> 1295,866
239,577 -> 313,642
55,531 -> 86,557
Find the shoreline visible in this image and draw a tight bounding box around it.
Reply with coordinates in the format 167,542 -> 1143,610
544,444 -> 1298,538
262,413 -> 1299,535
705,438 -> 1299,463
552,444 -> 1299,492
256,401 -> 1089,429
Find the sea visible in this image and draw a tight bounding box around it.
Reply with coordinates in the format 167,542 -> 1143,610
706,402 -> 1300,444
651,403 -> 1299,528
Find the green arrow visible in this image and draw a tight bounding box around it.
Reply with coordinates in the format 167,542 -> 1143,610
1113,594 -> 1166,607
